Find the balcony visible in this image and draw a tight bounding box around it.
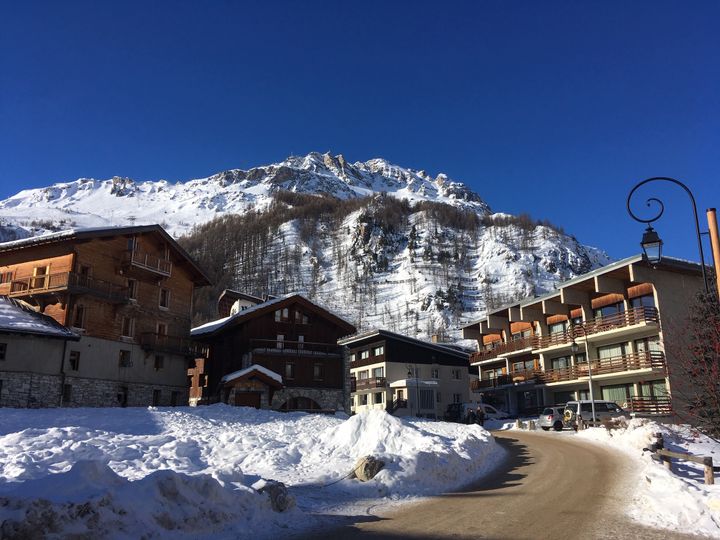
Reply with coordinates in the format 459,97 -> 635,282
538,351 -> 666,384
8,272 -> 129,303
355,377 -> 387,391
626,395 -> 672,416
471,373 -> 536,390
141,332 -> 208,358
123,249 -> 172,277
250,339 -> 342,356
470,336 -> 533,363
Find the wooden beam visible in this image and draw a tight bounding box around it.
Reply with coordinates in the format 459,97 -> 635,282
594,275 -> 626,294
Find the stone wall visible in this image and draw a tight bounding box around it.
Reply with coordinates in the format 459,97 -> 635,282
271,387 -> 345,411
0,370 -> 188,408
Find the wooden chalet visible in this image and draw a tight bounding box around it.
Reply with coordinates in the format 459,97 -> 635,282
190,293 -> 356,411
0,224 -> 211,407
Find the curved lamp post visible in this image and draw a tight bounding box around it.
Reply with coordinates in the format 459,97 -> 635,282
626,177 -> 709,293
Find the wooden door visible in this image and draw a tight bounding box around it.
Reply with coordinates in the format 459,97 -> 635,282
235,392 -> 261,408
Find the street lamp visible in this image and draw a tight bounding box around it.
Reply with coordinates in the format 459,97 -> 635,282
627,177 -> 709,293
570,324 -> 596,427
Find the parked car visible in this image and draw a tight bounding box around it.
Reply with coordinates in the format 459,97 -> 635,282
480,403 -> 510,420
538,406 -> 565,431
444,402 -> 478,423
563,400 -> 627,429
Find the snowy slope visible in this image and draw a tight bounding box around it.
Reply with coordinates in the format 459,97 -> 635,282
0,152 -> 611,339
0,152 -> 489,238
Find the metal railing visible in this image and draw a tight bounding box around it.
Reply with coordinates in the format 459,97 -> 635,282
8,271 -> 129,302
124,249 -> 172,277
141,332 -> 208,358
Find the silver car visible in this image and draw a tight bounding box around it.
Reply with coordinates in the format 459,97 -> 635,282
563,400 -> 626,429
538,406 -> 565,431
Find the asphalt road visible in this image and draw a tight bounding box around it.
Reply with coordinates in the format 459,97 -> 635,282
303,430 -> 703,540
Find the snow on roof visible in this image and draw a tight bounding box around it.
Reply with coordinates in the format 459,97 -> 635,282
191,293 -> 354,337
389,378 -> 440,388
221,364 -> 283,385
0,297 -> 79,340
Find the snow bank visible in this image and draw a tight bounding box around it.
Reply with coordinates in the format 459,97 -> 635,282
0,406 -> 503,538
577,419 -> 720,537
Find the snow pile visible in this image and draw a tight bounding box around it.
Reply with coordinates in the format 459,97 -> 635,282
577,419 -> 720,536
0,406 -> 503,538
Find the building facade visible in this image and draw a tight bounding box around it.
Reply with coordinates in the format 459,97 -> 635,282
461,255 -> 704,417
0,225 -> 211,407
190,294 -> 356,411
340,329 -> 471,419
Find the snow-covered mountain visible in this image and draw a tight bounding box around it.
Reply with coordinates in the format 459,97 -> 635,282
0,152 -> 610,340
0,152 -> 489,239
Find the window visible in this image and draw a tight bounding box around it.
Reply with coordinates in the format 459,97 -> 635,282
571,316 -> 583,326
276,334 -> 284,349
313,363 -> 324,381
282,308 -> 289,320
127,237 -> 136,251
285,362 -> 295,379
575,353 -> 587,364
630,295 -> 655,309
163,244 -> 171,261
374,392 -> 383,404
0,270 -> 13,283
295,310 -> 303,322
357,370 -> 369,380
0,343 -> 6,361
69,351 -> 80,371
431,368 -> 439,379
119,350 -> 132,367
550,356 -> 570,370
154,355 -> 164,370
548,321 -> 567,335
127,279 -> 138,300
349,353 -> 356,363
451,369 -> 461,379
372,366 -> 384,378
275,310 -> 281,322
359,394 -> 368,405
601,383 -> 635,405
157,322 -> 168,336
594,302 -> 625,319
360,350 -> 370,360
419,388 -> 435,409
513,360 -> 535,372
32,265 -> 49,289
453,393 -> 462,403
298,335 -> 304,350
373,346 -> 384,356
62,384 -> 72,403
72,305 -> 86,329
159,288 -> 170,309
121,316 -> 135,338
635,336 -> 662,353
302,314 -> 309,324
436,391 -> 442,403
640,379 -> 668,397
152,389 -> 161,406
597,343 -> 626,361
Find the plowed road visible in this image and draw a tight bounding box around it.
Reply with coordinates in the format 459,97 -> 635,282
305,431 -> 702,540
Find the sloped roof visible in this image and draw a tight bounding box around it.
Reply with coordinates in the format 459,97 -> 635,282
221,364 -> 283,387
0,297 -> 80,340
338,328 -> 469,360
0,224 -> 212,286
191,293 -> 356,338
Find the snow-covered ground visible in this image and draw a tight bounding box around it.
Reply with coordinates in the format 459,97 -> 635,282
0,406 -> 504,539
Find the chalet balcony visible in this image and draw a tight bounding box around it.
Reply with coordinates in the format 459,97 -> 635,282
141,332 -> 209,358
354,377 -> 387,391
123,249 -> 172,277
537,351 -> 666,384
470,336 -> 533,363
626,395 -> 672,416
8,271 -> 129,303
250,339 -> 342,357
471,373 -> 532,390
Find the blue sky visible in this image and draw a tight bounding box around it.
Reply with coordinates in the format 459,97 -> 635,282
1,1 -> 719,262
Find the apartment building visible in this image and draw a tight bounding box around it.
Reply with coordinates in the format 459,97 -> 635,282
190,293 -> 356,411
340,329 -> 470,419
0,225 -> 211,407
461,255 -> 704,417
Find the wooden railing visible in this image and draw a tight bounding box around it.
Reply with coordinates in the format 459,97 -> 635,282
386,398 -> 408,414
355,377 -> 387,390
141,332 -> 208,358
537,351 -> 665,383
470,336 -> 533,363
251,339 -> 341,356
473,307 -> 660,361
8,271 -> 129,303
124,249 -> 172,277
627,395 -> 672,416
